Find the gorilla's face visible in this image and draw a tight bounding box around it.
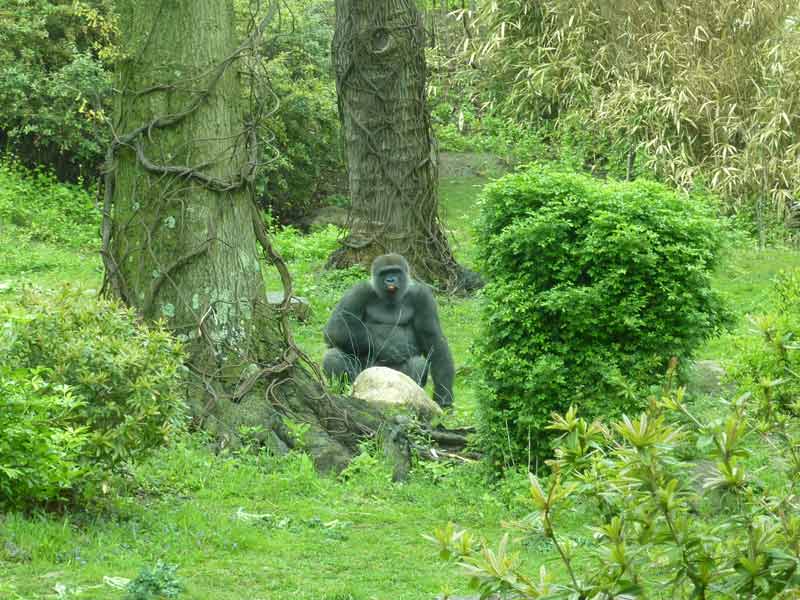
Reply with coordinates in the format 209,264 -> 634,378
375,266 -> 407,302
371,254 -> 411,302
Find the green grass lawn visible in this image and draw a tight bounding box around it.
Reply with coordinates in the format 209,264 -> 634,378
0,443 -> 539,600
3,159 -> 800,598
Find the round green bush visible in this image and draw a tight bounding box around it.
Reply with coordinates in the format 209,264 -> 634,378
476,164 -> 728,466
2,288 -> 187,476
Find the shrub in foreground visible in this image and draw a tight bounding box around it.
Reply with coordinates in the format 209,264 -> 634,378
0,371 -> 88,508
430,372 -> 800,598
477,165 -> 727,465
2,288 -> 187,499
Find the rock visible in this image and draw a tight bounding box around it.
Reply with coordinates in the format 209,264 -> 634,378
353,366 -> 443,420
689,360 -> 733,397
267,292 -> 311,321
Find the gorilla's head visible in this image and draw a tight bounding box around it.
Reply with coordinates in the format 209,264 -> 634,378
371,253 -> 410,302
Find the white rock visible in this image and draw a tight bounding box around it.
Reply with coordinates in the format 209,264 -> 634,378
353,366 -> 442,420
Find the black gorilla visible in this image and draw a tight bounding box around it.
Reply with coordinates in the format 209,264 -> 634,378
322,254 -> 455,408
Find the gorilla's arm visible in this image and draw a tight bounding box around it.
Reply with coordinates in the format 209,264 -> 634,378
412,286 -> 455,407
323,282 -> 374,357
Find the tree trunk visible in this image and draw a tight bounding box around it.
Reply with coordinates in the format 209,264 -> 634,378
104,0 -> 402,473
331,0 -> 478,291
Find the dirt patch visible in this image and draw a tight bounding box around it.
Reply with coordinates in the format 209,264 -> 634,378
438,152 -> 509,180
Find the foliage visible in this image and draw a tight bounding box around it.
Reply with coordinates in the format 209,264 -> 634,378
235,0 -> 345,222
726,268 -> 800,416
0,159 -> 100,249
1,0 -> 343,215
476,164 -> 728,465
0,370 -> 88,509
471,0 -> 800,224
269,222 -> 344,263
0,0 -> 116,180
125,562 -> 183,600
431,367 -> 800,598
1,287 -> 187,472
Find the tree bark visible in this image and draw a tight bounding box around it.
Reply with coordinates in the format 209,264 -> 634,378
104,0 -> 399,473
331,0 -> 479,291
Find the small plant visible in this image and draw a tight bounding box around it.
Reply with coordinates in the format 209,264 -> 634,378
727,268 -> 800,416
125,562 -> 183,600
282,417 -> 312,450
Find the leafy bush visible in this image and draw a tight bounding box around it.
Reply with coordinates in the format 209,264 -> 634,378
0,159 -> 101,249
2,288 -> 187,471
476,164 -> 728,465
0,370 -> 88,509
431,376 -> 800,598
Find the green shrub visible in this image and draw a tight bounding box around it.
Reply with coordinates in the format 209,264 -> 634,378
0,370 -> 88,508
2,288 -> 187,471
476,164 -> 728,465
0,159 -> 101,249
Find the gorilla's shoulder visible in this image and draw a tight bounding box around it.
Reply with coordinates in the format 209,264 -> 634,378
408,281 -> 436,304
343,280 -> 377,300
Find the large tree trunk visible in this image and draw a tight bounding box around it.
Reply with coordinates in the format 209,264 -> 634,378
103,0 -> 402,473
331,0 -> 479,291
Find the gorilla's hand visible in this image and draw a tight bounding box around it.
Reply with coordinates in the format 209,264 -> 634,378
323,282 -> 373,356
433,386 -> 453,409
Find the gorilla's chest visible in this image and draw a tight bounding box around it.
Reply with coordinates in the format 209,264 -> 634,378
365,302 -> 414,326
364,301 -> 418,360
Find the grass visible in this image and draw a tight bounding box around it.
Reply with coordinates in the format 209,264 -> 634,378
2,155 -> 800,598
700,238 -> 800,360
0,442 -> 539,599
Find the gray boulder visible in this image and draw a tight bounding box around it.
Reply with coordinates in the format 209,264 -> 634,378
353,366 -> 442,420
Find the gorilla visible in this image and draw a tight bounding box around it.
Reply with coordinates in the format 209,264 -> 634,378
322,254 -> 455,408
